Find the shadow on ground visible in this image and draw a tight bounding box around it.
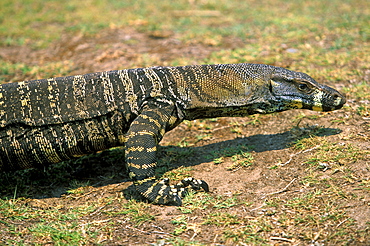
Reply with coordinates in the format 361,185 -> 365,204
0,126 -> 341,201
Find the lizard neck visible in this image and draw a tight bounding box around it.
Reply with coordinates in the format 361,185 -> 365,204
169,64 -> 274,119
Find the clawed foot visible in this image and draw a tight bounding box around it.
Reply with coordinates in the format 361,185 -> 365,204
174,177 -> 209,193
135,177 -> 209,206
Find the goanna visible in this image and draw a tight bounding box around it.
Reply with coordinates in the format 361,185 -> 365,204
0,63 -> 346,205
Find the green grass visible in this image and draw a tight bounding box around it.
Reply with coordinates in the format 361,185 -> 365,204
1,0 -> 368,48
0,60 -> 74,82
1,198 -> 96,244
1,0 -> 368,82
1,196 -> 155,244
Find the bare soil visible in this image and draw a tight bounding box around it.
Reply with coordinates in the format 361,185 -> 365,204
0,28 -> 369,245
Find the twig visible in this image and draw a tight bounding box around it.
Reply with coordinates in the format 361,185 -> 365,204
190,232 -> 197,241
250,203 -> 266,211
313,229 -> 323,241
151,231 -> 171,235
270,237 -> 294,242
278,145 -> 320,166
213,234 -> 219,243
126,225 -> 151,234
212,125 -> 231,132
80,219 -> 111,227
152,224 -> 164,231
266,178 -> 297,196
337,218 -> 349,228
89,205 -> 107,216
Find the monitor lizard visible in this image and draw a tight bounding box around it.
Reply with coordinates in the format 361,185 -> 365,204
0,63 -> 346,205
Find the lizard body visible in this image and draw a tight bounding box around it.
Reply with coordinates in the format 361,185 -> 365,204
0,63 -> 346,205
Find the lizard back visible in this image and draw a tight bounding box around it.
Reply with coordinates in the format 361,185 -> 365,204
0,71 -> 126,127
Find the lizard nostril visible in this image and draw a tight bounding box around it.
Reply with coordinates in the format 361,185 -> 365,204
333,92 -> 346,107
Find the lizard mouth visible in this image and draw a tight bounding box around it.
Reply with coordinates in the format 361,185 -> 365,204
275,93 -> 346,112
318,85 -> 347,111
320,92 -> 346,111
281,87 -> 346,112
334,93 -> 346,109
305,96 -> 346,112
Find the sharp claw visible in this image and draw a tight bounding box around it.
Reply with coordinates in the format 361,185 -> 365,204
201,181 -> 209,192
180,177 -> 209,192
171,194 -> 182,206
154,193 -> 182,206
162,178 -> 170,185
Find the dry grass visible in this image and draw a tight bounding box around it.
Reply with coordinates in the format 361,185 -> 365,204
0,0 -> 369,245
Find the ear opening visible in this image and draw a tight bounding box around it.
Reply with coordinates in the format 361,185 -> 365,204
269,80 -> 273,93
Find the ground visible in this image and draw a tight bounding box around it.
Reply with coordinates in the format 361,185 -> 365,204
0,1 -> 369,245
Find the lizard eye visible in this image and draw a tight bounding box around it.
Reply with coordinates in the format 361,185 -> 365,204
298,83 -> 310,92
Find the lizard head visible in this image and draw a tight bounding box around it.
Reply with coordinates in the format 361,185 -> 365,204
268,69 -> 346,112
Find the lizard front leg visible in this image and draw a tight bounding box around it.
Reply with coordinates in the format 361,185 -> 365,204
125,101 -> 208,205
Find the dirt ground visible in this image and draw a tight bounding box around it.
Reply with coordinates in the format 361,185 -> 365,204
0,28 -> 369,245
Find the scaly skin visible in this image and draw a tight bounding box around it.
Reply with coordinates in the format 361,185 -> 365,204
0,63 -> 346,205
